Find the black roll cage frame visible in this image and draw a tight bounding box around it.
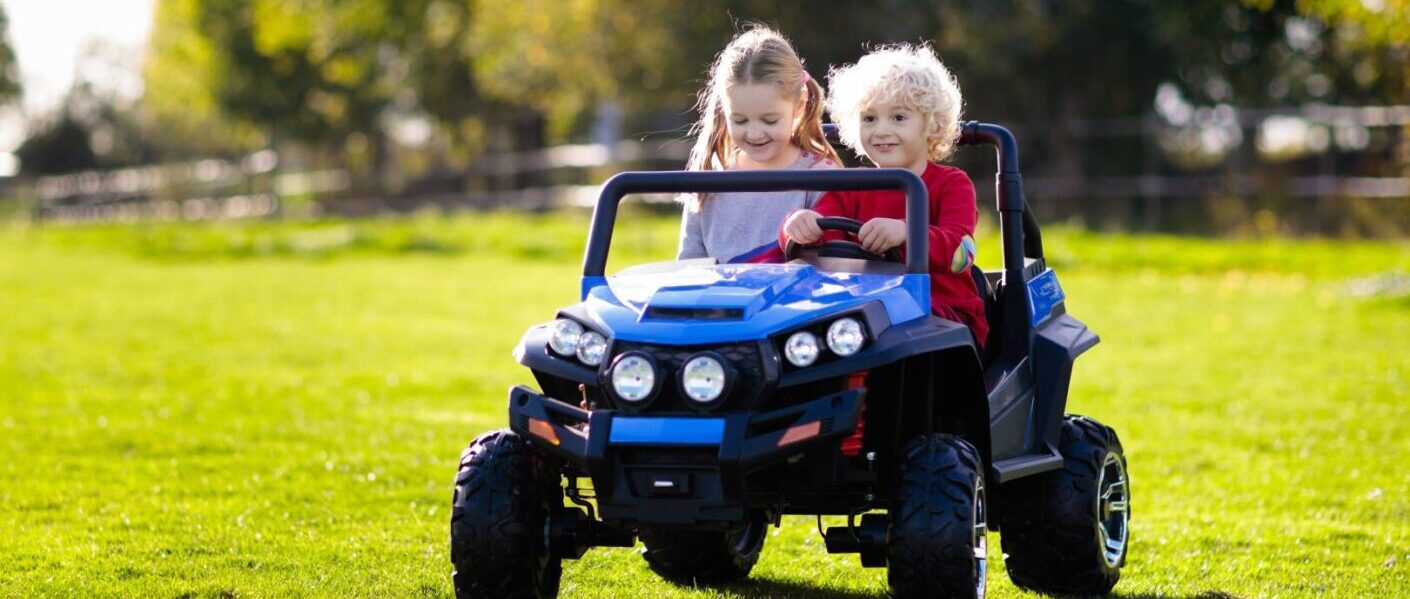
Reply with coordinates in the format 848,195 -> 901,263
580,120 -> 1041,362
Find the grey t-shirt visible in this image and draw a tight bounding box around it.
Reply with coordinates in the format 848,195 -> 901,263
676,151 -> 838,263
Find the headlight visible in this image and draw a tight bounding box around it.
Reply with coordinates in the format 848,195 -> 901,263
610,352 -> 657,403
548,319 -> 583,356
576,331 -> 607,366
827,318 -> 865,356
681,354 -> 728,404
785,331 -> 820,367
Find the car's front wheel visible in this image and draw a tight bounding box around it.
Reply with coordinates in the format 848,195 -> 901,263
450,429 -> 562,599
998,415 -> 1129,595
887,433 -> 988,599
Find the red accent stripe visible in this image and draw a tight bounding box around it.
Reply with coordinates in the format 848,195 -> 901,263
840,370 -> 869,456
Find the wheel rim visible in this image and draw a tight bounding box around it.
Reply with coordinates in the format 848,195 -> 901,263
1097,451 -> 1130,568
973,477 -> 988,598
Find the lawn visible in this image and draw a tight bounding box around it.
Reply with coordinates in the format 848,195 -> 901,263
1,211 -> 1407,598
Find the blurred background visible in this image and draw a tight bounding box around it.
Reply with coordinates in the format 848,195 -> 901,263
0,0 -> 1406,236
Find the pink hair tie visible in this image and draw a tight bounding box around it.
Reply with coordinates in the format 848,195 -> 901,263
800,70 -> 812,84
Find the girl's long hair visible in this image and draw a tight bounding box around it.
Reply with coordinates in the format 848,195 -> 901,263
683,26 -> 841,210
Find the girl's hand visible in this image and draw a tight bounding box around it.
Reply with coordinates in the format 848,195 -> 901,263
784,210 -> 824,244
858,218 -> 906,253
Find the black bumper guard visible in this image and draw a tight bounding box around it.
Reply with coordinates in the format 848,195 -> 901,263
507,385 -> 863,525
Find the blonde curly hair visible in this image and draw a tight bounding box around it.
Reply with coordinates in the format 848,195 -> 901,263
826,43 -> 964,163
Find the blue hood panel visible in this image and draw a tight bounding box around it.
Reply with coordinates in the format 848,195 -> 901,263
579,261 -> 930,345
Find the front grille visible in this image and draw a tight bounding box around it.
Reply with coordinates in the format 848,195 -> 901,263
609,341 -> 770,412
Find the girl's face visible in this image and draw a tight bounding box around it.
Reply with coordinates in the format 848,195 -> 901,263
723,82 -> 803,169
858,99 -> 930,174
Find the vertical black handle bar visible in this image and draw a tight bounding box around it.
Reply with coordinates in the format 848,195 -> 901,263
583,168 -> 930,276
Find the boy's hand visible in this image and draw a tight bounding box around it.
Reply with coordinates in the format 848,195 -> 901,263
783,209 -> 824,244
858,218 -> 906,254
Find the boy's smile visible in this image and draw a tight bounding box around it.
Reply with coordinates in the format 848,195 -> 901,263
859,100 -> 930,174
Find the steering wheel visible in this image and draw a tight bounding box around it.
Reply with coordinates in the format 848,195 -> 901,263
783,217 -> 903,263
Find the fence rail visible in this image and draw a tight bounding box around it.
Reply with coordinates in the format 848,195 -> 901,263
4,104 -> 1406,233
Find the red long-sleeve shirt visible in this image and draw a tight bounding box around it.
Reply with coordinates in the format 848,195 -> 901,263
779,163 -> 988,345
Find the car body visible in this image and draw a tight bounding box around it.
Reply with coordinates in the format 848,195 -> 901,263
451,122 -> 1130,599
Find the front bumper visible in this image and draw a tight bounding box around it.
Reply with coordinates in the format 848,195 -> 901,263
507,385 -> 862,526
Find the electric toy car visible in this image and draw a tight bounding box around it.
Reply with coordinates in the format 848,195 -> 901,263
449,122 -> 1130,598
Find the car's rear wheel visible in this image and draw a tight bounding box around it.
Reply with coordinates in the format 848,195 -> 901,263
638,514 -> 767,586
888,433 -> 988,599
450,429 -> 563,599
998,415 -> 1129,595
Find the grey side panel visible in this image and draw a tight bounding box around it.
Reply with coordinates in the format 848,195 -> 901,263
989,391 -> 1034,461
1032,313 -> 1099,449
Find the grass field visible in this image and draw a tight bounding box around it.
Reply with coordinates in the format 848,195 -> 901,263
1,211 -> 1408,598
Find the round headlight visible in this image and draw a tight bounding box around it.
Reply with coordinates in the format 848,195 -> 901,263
610,353 -> 656,403
548,319 -> 583,356
826,318 -> 865,356
681,355 -> 727,404
576,331 -> 607,366
784,331 -> 820,367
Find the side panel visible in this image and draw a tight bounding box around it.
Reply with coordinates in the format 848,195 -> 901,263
1032,313 -> 1100,449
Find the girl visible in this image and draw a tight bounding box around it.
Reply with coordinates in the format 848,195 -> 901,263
677,26 -> 841,264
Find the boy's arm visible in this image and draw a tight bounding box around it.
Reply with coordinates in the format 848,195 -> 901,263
677,203 -> 708,260
925,170 -> 979,275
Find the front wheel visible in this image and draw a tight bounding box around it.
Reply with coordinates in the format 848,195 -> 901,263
450,429 -> 562,599
887,433 -> 988,599
999,415 -> 1130,595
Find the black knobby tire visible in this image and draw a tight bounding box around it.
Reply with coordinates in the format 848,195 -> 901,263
887,433 -> 988,599
999,415 -> 1129,596
638,515 -> 767,586
450,429 -> 563,599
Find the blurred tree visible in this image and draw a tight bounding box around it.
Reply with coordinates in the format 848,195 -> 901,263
143,0 -> 264,156
16,112 -> 98,176
145,0 -> 428,182
15,79 -> 165,176
0,5 -> 20,106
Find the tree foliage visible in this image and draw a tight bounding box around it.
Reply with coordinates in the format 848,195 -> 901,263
0,4 -> 21,107
139,0 -> 1410,163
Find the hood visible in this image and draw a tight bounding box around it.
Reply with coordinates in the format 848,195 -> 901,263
579,261 -> 928,345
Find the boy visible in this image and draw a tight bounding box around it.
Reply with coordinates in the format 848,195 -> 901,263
781,44 -> 987,345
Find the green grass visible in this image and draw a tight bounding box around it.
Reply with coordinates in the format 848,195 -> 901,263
1,212 -> 1408,598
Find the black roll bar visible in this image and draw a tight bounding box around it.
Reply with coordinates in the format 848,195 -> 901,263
582,169 -> 932,276
955,121 -> 1041,360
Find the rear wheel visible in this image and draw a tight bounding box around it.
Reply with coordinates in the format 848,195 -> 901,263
887,433 -> 988,599
638,514 -> 767,586
450,429 -> 563,599
999,415 -> 1129,595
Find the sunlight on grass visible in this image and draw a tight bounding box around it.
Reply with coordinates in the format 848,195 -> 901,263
1,212 -> 1407,597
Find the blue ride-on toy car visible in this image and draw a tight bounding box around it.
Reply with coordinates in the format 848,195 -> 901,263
449,122 -> 1130,598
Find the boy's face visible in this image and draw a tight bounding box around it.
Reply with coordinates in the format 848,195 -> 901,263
724,82 -> 803,169
858,100 -> 929,174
